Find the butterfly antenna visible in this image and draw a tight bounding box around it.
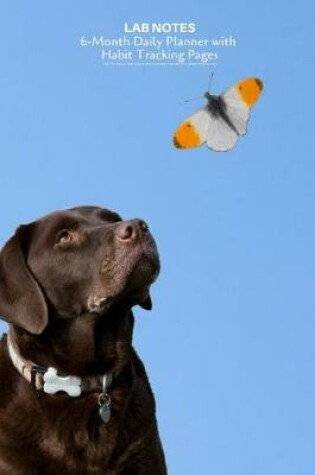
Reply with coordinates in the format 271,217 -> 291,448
184,95 -> 204,103
208,71 -> 215,93
184,67 -> 216,102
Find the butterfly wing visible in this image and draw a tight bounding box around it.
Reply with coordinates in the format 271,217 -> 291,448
173,108 -> 211,149
205,115 -> 239,151
173,106 -> 239,151
221,78 -> 263,135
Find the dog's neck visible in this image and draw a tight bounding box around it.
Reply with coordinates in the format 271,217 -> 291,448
9,304 -> 134,377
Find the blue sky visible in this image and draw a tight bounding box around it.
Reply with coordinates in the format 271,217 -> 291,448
1,1 -> 314,473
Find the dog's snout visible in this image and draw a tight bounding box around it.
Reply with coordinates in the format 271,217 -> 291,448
116,219 -> 149,242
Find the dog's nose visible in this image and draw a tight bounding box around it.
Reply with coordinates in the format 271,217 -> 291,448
116,219 -> 149,242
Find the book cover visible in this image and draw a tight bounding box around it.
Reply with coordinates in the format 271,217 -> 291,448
0,1 -> 313,474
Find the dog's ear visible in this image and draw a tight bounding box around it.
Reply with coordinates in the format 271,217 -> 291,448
0,225 -> 48,334
139,295 -> 153,311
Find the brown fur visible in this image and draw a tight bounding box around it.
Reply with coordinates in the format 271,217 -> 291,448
0,206 -> 167,474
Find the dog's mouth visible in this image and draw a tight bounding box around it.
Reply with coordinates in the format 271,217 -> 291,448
88,238 -> 160,313
126,243 -> 160,288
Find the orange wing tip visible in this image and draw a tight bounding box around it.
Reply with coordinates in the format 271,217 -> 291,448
173,121 -> 202,149
236,77 -> 263,107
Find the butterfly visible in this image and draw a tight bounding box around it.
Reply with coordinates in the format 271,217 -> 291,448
173,77 -> 263,152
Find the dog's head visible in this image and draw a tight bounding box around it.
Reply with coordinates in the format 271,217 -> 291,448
0,206 -> 160,334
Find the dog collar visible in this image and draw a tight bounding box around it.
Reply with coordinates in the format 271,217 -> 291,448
6,332 -> 113,398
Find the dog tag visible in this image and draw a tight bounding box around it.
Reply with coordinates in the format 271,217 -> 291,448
98,393 -> 111,423
99,403 -> 111,423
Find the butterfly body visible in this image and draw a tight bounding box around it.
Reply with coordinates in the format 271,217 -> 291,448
173,77 -> 263,152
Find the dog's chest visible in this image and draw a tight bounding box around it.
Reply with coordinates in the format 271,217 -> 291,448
1,389 -> 121,474
39,424 -> 118,473
37,397 -> 120,472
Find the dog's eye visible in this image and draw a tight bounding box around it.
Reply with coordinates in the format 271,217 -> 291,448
56,230 -> 72,245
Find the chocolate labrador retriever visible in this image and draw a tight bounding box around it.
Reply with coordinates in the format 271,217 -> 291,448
0,206 -> 167,475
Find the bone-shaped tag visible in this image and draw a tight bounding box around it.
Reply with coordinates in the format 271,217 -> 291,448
43,367 -> 82,397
